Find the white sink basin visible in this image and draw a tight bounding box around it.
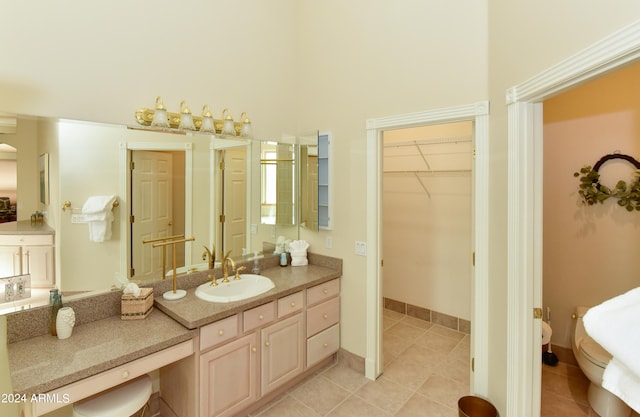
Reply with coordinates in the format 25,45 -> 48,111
195,274 -> 275,303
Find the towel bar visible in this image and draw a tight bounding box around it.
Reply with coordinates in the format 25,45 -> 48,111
62,199 -> 119,212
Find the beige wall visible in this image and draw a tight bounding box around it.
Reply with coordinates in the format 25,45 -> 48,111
294,0 -> 488,365
543,62 -> 640,349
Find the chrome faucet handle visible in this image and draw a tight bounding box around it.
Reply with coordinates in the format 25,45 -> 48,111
235,266 -> 246,280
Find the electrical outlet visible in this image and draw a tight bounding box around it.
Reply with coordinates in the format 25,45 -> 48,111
250,224 -> 257,234
355,241 -> 367,256
325,236 -> 332,249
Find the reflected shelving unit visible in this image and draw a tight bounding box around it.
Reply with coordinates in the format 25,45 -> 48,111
318,132 -> 331,229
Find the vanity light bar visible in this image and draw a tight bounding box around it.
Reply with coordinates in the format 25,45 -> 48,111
134,97 -> 252,137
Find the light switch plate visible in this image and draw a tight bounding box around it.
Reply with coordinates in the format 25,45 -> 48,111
325,236 -> 332,249
355,241 -> 367,256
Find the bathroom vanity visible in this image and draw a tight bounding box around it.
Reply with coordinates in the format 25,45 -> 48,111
0,221 -> 55,288
6,255 -> 342,417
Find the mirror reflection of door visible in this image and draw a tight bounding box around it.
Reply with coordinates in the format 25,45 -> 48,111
130,150 -> 185,283
0,144 -> 17,224
220,148 -> 247,258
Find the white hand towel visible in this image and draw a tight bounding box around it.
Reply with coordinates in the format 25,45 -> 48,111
602,358 -> 640,413
82,195 -> 116,214
82,196 -> 116,242
583,287 -> 640,412
583,287 -> 640,376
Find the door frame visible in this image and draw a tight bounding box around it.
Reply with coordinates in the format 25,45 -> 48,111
365,100 -> 490,395
505,20 -> 640,416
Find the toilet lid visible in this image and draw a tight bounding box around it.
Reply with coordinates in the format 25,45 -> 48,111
73,375 -> 151,417
579,335 -> 612,368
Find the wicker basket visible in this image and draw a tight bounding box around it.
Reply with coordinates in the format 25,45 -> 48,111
121,287 -> 154,320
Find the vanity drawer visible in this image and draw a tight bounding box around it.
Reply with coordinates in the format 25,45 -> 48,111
0,234 -> 53,246
307,324 -> 340,368
307,278 -> 339,306
34,340 -> 193,416
306,296 -> 340,337
277,291 -> 304,318
243,301 -> 275,332
200,315 -> 239,351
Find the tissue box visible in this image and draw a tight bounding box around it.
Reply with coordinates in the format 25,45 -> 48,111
121,287 -> 153,320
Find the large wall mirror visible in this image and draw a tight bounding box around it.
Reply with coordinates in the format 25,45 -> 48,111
0,115 -> 309,313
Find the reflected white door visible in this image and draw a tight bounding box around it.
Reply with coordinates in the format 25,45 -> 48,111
223,148 -> 247,258
131,150 -> 173,281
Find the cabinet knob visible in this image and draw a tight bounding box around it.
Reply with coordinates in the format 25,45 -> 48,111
259,314 -> 264,320
265,341 -> 270,347
290,301 -> 296,308
218,329 -> 224,336
122,370 -> 130,379
323,343 -> 328,348
323,289 -> 328,294
252,346 -> 257,353
323,313 -> 328,319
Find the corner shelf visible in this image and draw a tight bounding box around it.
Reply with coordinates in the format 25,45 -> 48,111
318,132 -> 331,229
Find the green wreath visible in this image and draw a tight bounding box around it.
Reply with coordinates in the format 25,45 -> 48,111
574,153 -> 640,212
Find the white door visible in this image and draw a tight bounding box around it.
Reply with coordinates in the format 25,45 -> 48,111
131,150 -> 173,281
222,148 -> 247,257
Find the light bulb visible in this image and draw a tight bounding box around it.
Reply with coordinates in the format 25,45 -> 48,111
150,96 -> 169,128
178,100 -> 195,131
221,108 -> 236,136
200,104 -> 216,134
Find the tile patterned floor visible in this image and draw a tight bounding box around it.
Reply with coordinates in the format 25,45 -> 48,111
541,361 -> 640,417
235,308 -> 640,417
251,309 -> 470,417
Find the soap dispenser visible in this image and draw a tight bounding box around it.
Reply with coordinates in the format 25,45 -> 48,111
252,251 -> 261,274
50,291 -> 62,336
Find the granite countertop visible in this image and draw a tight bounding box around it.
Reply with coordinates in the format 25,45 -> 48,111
7,257 -> 341,397
0,220 -> 54,235
8,310 -> 195,395
155,264 -> 341,329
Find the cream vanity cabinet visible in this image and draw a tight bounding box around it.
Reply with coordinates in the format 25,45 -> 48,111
196,282 -> 338,417
0,234 -> 54,287
306,278 -> 340,368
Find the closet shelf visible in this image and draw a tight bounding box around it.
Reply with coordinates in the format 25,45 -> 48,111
384,169 -> 471,174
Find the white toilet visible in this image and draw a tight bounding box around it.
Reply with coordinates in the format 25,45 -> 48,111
572,306 -> 631,417
72,375 -> 152,417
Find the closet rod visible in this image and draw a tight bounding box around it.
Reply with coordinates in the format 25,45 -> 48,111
384,169 -> 471,174
383,136 -> 472,148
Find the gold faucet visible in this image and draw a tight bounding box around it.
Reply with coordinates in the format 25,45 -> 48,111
208,274 -> 218,286
202,245 -> 216,270
221,251 -> 235,283
235,265 -> 246,280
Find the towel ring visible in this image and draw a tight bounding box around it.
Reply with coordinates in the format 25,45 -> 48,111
62,199 -> 119,212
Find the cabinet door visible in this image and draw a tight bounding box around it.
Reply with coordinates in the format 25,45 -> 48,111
23,245 -> 54,287
0,245 -> 21,278
261,313 -> 304,395
200,333 -> 257,417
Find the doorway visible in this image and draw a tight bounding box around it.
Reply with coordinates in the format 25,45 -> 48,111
0,144 -> 17,223
365,101 -> 491,395
505,19 -> 640,416
382,122 -> 473,328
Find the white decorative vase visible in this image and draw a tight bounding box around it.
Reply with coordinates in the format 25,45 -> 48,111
56,307 -> 76,340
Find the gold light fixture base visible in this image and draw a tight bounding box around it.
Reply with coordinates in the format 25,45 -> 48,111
135,107 -> 245,136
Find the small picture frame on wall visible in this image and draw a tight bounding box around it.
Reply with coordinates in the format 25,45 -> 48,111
39,153 -> 49,205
